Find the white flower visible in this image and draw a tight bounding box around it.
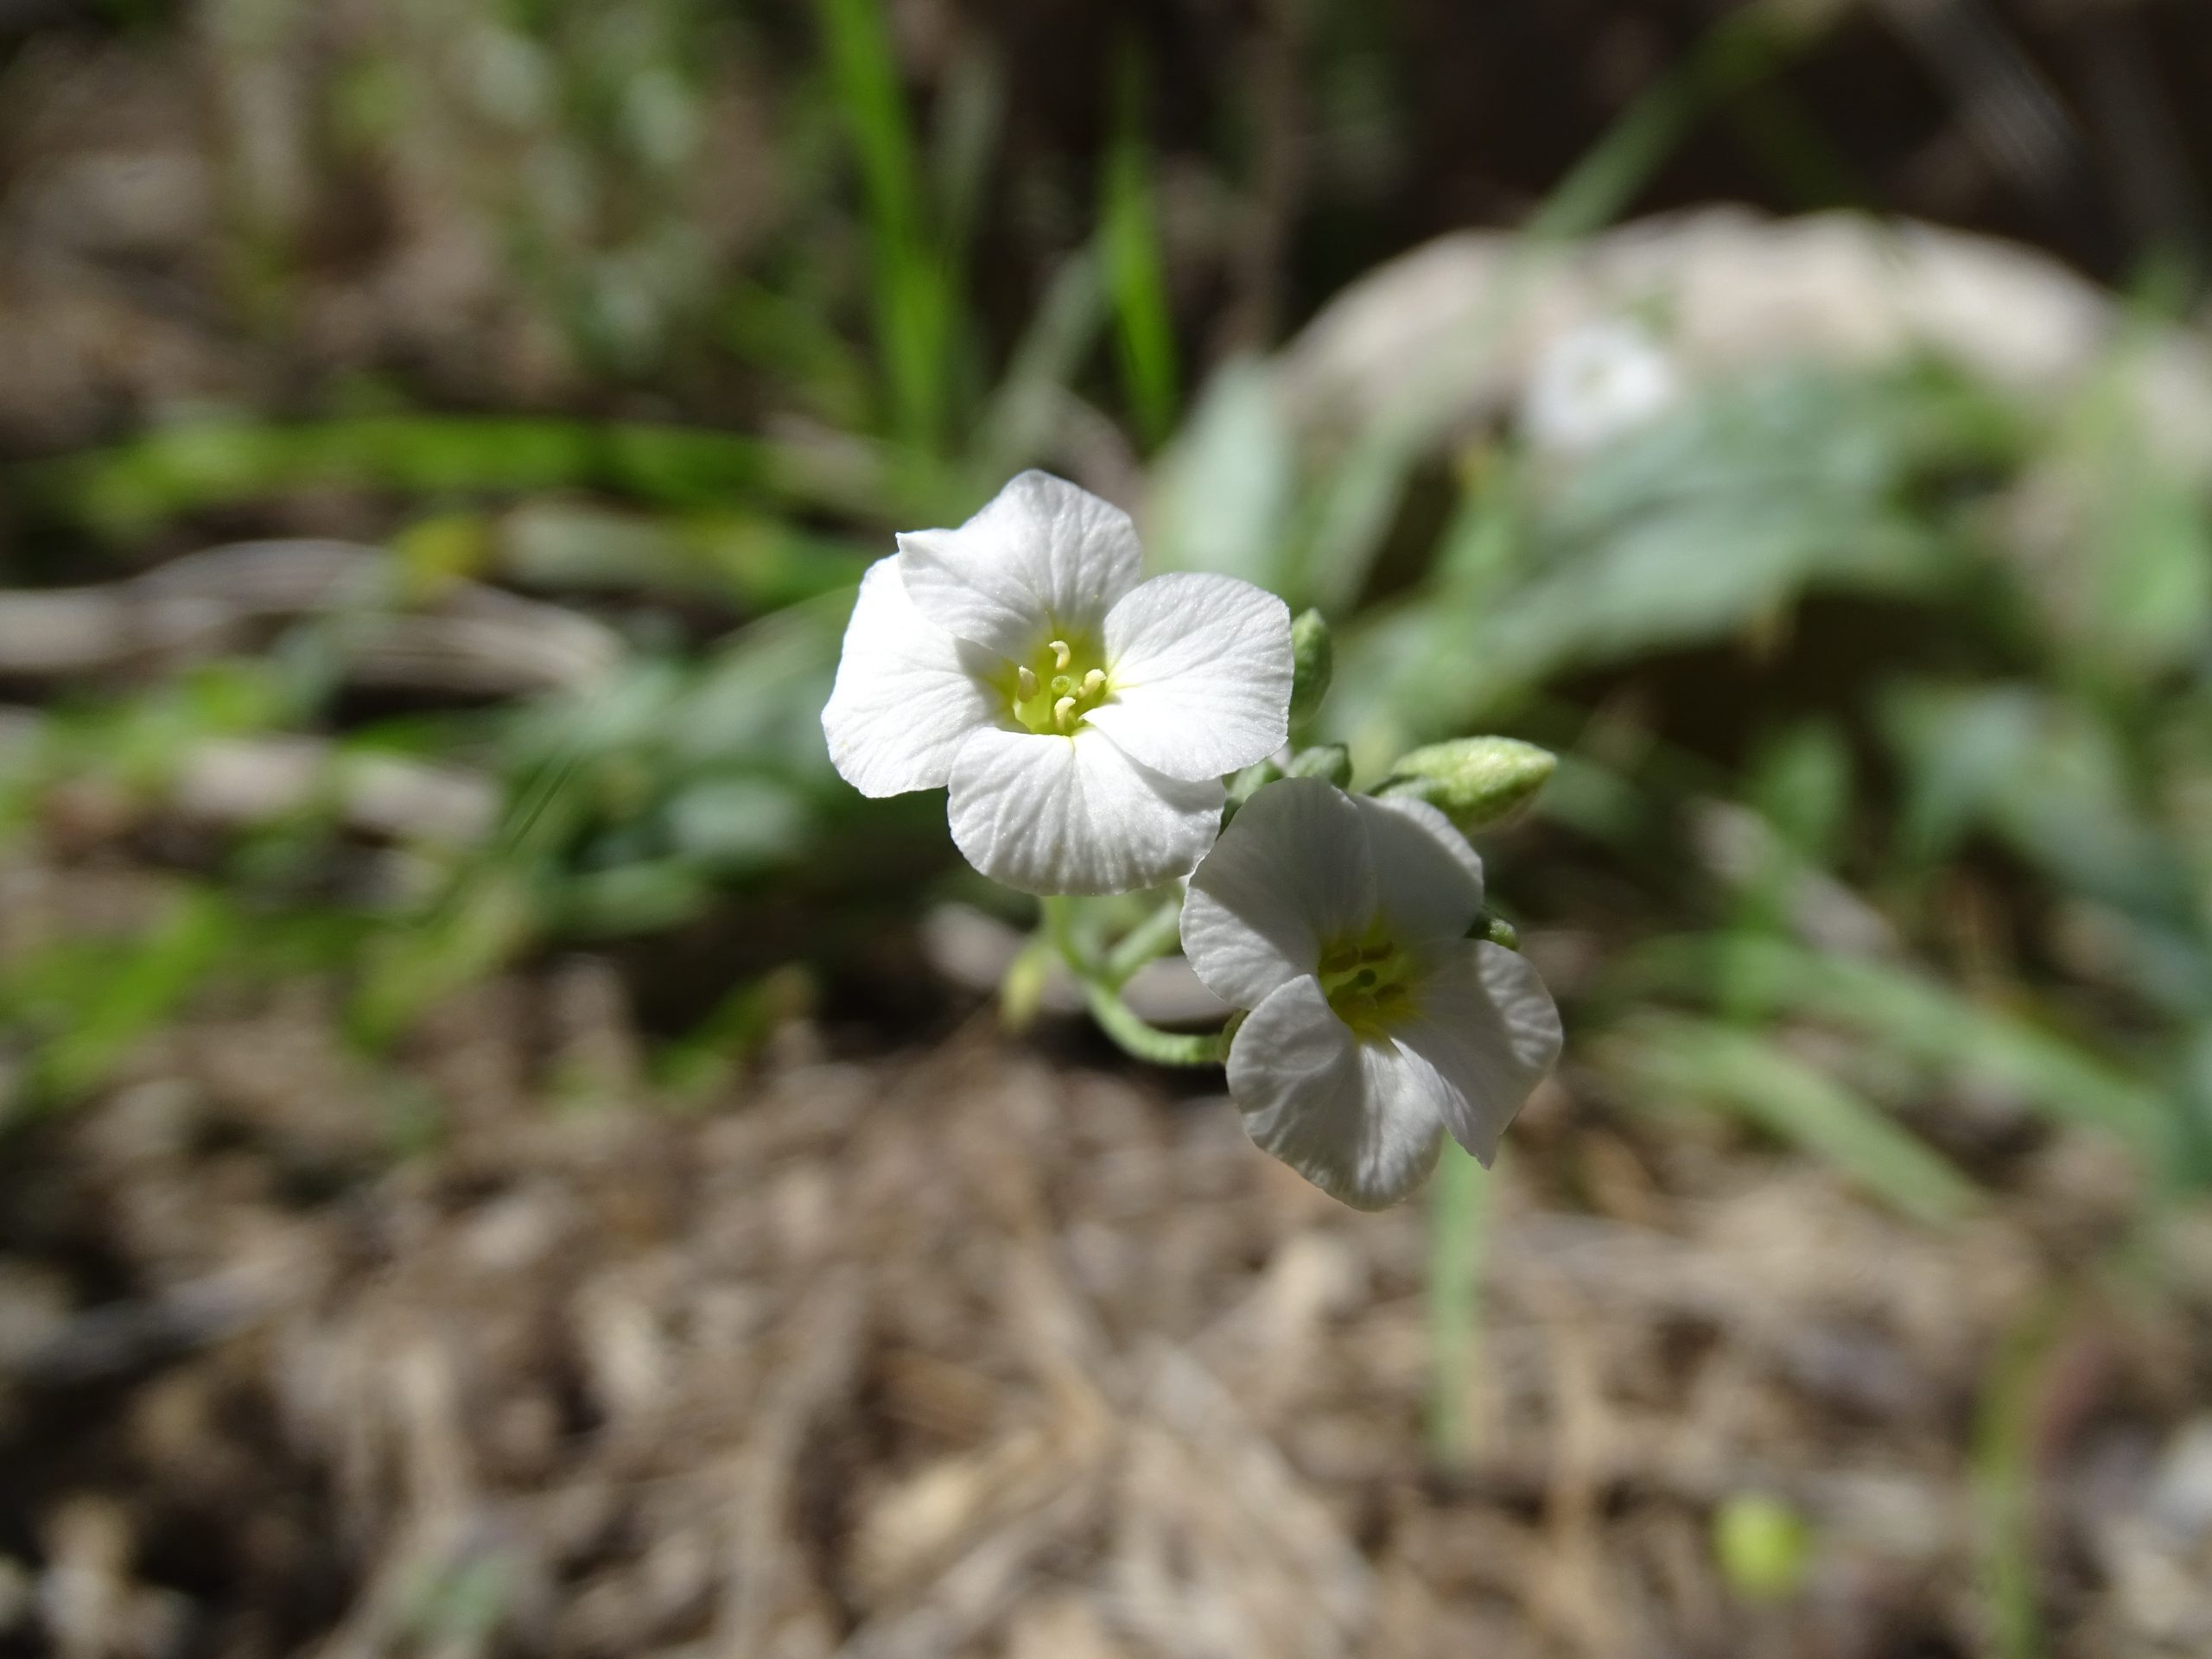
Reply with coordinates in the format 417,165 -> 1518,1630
823,471 -> 1294,894
1180,777 -> 1562,1208
1522,317 -> 1681,455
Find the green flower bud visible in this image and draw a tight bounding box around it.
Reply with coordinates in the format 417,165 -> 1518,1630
1285,743 -> 1352,787
1288,609 -> 1333,727
1376,736 -> 1555,832
1221,756 -> 1283,823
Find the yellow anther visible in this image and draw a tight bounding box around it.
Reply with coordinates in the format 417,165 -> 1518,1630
1081,669 -> 1106,697
1049,639 -> 1072,671
1017,666 -> 1039,700
1053,695 -> 1078,729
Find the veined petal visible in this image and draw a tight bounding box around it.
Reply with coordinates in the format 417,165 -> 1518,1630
1394,941 -> 1562,1166
898,472 -> 1142,658
1227,976 -> 1446,1210
1180,777 -> 1375,1007
1353,794 -> 1486,947
1086,574 -> 1293,780
947,725 -> 1222,895
822,556 -> 997,798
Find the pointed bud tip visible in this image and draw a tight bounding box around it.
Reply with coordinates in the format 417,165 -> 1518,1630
1288,610 -> 1333,726
1221,756 -> 1286,823
1284,743 -> 1353,787
1376,736 -> 1556,832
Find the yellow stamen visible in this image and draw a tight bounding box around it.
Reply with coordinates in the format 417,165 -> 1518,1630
1053,695 -> 1078,730
1081,669 -> 1106,697
1017,666 -> 1039,700
1049,639 -> 1072,671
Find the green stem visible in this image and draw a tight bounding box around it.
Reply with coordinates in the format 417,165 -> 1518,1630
1041,894 -> 1227,1067
1974,1297 -> 2061,1659
1102,893 -> 1185,988
1079,979 -> 1230,1067
1039,894 -> 1091,971
1427,1141 -> 1492,1465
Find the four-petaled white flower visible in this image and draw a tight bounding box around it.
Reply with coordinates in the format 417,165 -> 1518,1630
823,471 -> 1294,894
1181,777 -> 1562,1208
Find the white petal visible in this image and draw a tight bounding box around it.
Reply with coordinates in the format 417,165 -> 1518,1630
1227,976 -> 1446,1210
1084,574 -> 1293,780
1394,941 -> 1562,1166
897,472 -> 1142,658
1180,778 -> 1375,1007
947,725 -> 1223,895
821,556 -> 997,798
1353,794 -> 1486,947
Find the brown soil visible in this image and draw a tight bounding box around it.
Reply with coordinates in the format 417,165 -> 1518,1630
2,859 -> 2208,1658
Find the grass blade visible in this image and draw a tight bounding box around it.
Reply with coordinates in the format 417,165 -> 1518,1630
1611,1014 -> 1980,1224
815,0 -> 957,454
1101,50 -> 1179,451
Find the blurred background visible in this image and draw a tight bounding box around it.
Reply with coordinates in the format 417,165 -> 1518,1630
4,0 -> 2212,1654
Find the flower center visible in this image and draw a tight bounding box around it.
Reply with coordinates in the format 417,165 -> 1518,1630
1004,633 -> 1111,736
1317,930 -> 1418,1039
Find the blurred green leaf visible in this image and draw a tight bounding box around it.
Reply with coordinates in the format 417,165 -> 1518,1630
1626,934 -> 2170,1158
1148,359 -> 1296,586
1883,683 -> 2205,999
815,0 -> 959,452
5,889 -> 235,1105
1749,721 -> 1850,866
498,501 -> 870,609
1101,52 -> 1180,452
1611,1013 -> 1979,1224
13,416 -> 931,539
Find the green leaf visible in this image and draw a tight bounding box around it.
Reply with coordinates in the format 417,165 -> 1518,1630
10,889 -> 235,1104
1100,53 -> 1179,451
1148,359 -> 1296,586
1610,1014 -> 1980,1224
814,0 -> 959,452
1625,934 -> 2170,1158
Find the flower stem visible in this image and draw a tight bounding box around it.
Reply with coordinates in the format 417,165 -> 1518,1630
1039,894 -> 1092,972
1079,979 -> 1230,1067
1040,894 -> 1227,1068
1427,1141 -> 1492,1466
1102,893 -> 1185,988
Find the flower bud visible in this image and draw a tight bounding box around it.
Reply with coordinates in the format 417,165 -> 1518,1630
1376,736 -> 1555,832
1285,743 -> 1353,787
1221,756 -> 1283,823
1288,609 -> 1333,727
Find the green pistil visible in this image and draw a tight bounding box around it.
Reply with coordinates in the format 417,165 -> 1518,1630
1006,633 -> 1111,735
1317,931 -> 1417,1039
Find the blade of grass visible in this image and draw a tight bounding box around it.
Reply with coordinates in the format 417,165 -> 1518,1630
975,247 -> 1107,474
1101,48 -> 1179,452
1974,1299 -> 2061,1659
1529,1 -> 1835,242
12,416 -> 942,540
1611,1014 -> 1980,1224
1624,934 -> 2171,1160
815,0 -> 957,454
4,888 -> 235,1106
